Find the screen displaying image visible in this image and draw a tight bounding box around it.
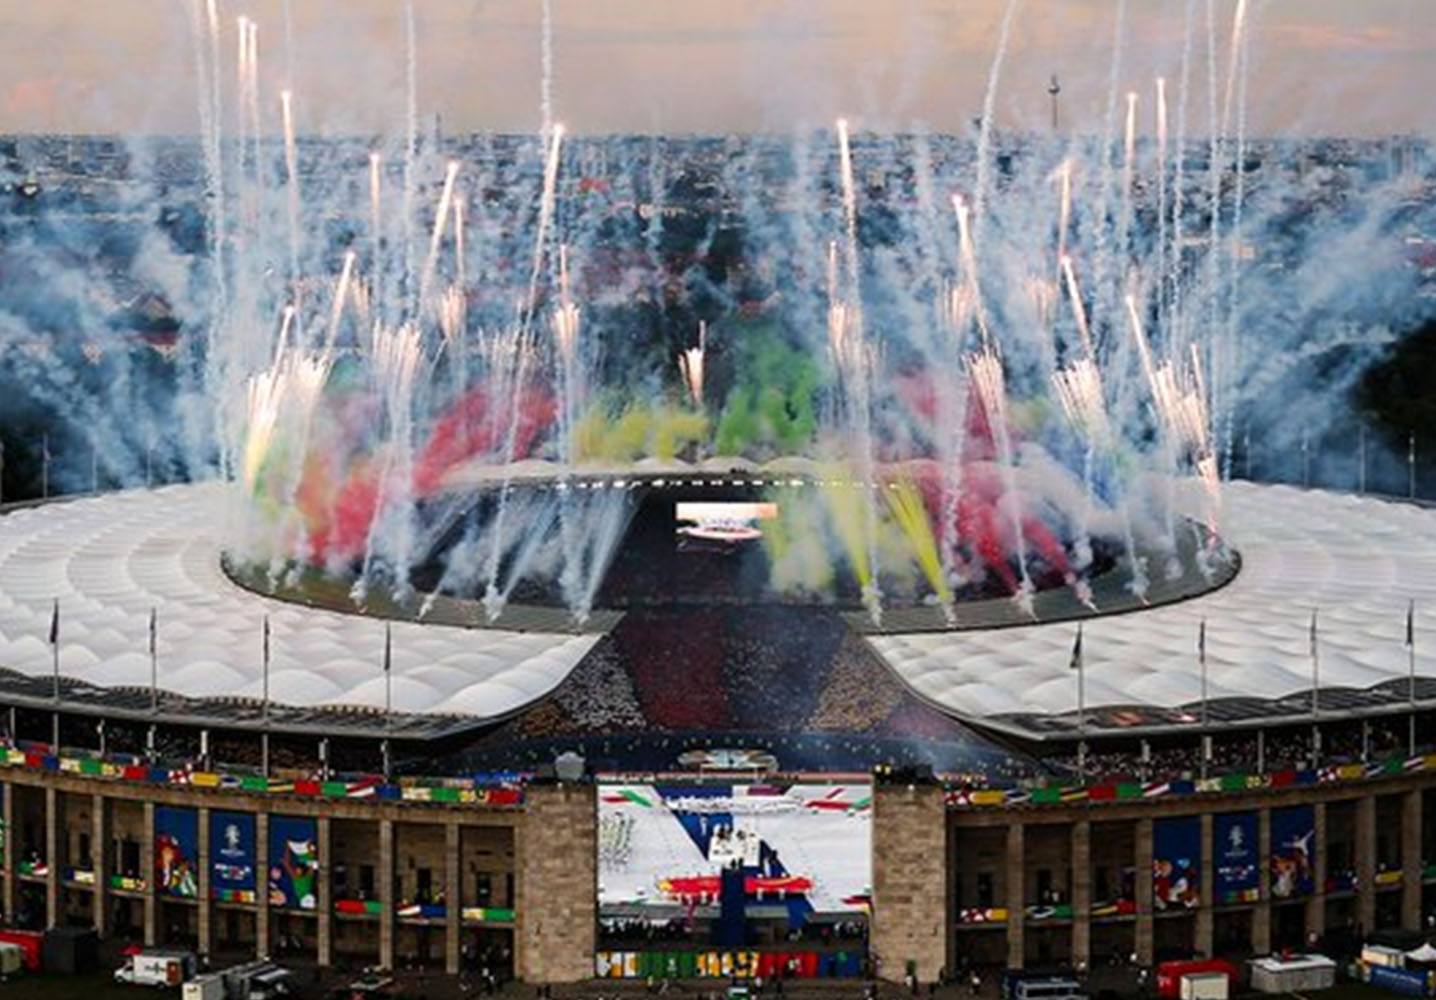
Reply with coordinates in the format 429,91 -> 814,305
598,783 -> 871,915
675,502 -> 778,546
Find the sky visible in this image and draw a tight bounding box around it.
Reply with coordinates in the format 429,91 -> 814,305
0,0 -> 1434,138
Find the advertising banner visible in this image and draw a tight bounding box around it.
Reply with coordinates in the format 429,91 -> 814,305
1270,805 -> 1316,899
1213,812 -> 1260,903
1152,816 -> 1200,910
154,806 -> 199,898
210,810 -> 257,904
268,815 -> 319,910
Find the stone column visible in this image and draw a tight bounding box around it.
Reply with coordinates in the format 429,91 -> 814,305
92,793 -> 106,937
516,782 -> 599,984
1135,818 -> 1154,966
1195,813 -> 1214,957
44,786 -> 58,928
142,801 -> 157,947
317,816 -> 332,968
1071,820 -> 1092,971
1252,809 -> 1271,954
1006,822 -> 1025,970
255,812 -> 270,960
1404,790 -> 1423,930
2,781 -> 13,922
1357,795 -> 1377,935
197,806 -> 211,958
379,818 -> 394,971
1306,802 -> 1327,943
445,823 -> 461,975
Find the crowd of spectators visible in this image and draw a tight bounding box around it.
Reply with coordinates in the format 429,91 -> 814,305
1041,716 -> 1430,786
454,607 -> 1027,774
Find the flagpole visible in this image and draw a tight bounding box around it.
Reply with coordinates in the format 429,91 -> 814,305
383,622 -> 393,782
1410,600 -> 1418,757
1072,623 -> 1086,782
149,607 -> 158,715
1200,620 -> 1209,729
262,615 -> 271,779
1310,608 -> 1320,719
1199,620 -> 1210,779
50,599 -> 59,704
50,597 -> 60,750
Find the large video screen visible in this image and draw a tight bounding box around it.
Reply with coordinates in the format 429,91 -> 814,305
598,783 -> 871,914
675,501 -> 778,547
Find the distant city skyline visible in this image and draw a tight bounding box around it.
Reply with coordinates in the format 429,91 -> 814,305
0,0 -> 1433,139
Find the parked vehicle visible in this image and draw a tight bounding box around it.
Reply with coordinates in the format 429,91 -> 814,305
220,960 -> 294,999
182,974 -> 227,1000
114,948 -> 197,987
0,942 -> 22,979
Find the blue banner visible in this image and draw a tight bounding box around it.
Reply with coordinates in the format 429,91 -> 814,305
210,811 -> 257,903
154,806 -> 199,898
1213,812 -> 1259,903
1153,816 -> 1200,910
268,815 -> 318,910
1270,805 -> 1316,899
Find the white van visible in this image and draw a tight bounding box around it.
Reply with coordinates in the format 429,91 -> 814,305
115,949 -> 197,987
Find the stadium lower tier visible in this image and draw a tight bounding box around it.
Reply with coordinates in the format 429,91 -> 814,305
0,764 -> 1435,982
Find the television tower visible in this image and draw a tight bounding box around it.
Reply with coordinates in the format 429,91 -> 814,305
1048,74 -> 1062,132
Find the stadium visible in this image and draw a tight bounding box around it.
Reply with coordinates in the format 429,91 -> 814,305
0,470 -> 1434,984
3,0 -> 1436,996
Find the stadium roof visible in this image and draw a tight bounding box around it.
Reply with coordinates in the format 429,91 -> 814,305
0,483 -> 600,733
869,482 -> 1436,738
2,479 -> 1434,742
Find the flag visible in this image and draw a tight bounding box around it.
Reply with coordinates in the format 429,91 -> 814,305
383,622 -> 392,674
148,607 -> 157,657
1309,608 -> 1319,657
262,615 -> 270,665
48,599 -> 58,646
1198,619 -> 1206,659
1069,623 -> 1083,670
1407,600 -> 1415,648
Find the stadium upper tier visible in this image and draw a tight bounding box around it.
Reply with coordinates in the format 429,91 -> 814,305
0,483 -> 599,725
873,481 -> 1436,735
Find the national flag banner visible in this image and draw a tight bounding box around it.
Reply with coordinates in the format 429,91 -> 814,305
48,599 -> 58,646
1070,623 -> 1083,670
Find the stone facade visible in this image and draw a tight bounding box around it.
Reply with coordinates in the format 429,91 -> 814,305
871,782 -> 948,983
516,781 -> 596,983
4,760 -> 1436,985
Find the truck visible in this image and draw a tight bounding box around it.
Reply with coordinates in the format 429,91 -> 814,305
0,930 -> 43,971
0,942 -> 22,979
999,972 -> 1086,1000
220,960 -> 294,999
114,949 -> 197,987
182,975 -> 227,1000
1157,959 -> 1240,999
